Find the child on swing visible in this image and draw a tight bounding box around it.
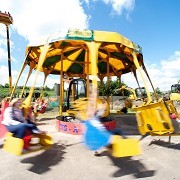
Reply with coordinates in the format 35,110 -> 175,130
2,98 -> 46,139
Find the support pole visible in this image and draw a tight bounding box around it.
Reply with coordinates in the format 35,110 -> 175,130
6,24 -> 12,93
59,52 -> 64,115
86,41 -> 101,118
132,52 -> 152,103
0,11 -> 13,93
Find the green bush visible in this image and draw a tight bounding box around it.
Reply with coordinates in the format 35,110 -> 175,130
0,86 -> 55,99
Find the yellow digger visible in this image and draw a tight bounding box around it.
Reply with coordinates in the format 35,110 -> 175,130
114,86 -> 147,114
115,85 -> 147,101
64,78 -> 110,120
170,84 -> 180,101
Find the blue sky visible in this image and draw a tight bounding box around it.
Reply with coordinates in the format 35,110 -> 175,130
0,0 -> 180,91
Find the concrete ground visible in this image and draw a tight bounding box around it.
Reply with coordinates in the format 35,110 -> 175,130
0,112 -> 180,180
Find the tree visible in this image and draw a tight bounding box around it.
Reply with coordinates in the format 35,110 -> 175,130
44,85 -> 51,91
0,84 -> 4,88
155,87 -> 162,95
4,83 -> 9,88
98,79 -> 128,96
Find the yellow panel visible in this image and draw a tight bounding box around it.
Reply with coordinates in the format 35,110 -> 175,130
94,31 -> 134,49
3,133 -> 24,156
67,48 -> 82,60
170,93 -> 180,100
111,135 -> 141,157
37,134 -> 53,146
109,58 -> 125,70
133,101 -> 176,135
46,49 -> 62,57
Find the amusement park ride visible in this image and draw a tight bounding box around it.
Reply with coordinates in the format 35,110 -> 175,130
0,23 -> 180,156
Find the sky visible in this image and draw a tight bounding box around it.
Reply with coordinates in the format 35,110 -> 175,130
0,0 -> 180,91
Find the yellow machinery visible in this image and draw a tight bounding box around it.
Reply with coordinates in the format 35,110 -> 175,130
65,78 -> 110,120
114,86 -> 147,113
170,84 -> 180,101
115,86 -> 147,100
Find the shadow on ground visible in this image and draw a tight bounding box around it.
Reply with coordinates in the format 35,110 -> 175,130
20,141 -> 82,174
38,117 -> 55,122
114,115 -> 140,135
21,143 -> 65,174
149,139 -> 180,150
96,151 -> 156,178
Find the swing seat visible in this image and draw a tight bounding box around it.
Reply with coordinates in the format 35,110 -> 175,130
111,135 -> 142,157
3,132 -> 53,156
3,132 -> 24,156
133,100 -> 178,136
0,122 -> 8,138
38,106 -> 47,114
36,133 -> 53,146
1,99 -> 53,156
0,100 -> 9,138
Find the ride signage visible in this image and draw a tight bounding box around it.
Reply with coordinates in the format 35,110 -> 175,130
66,29 -> 94,41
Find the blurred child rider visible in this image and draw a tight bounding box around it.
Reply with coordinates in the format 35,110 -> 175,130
87,103 -> 126,156
95,103 -> 125,137
2,98 -> 45,139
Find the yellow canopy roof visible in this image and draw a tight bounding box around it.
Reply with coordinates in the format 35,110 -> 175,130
25,29 -> 143,78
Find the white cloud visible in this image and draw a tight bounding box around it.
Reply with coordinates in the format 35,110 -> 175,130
0,24 -> 10,48
0,65 -> 60,89
26,73 -> 60,88
0,24 -> 7,38
0,0 -> 89,42
0,48 -> 8,62
122,51 -> 180,92
0,0 -> 89,89
0,38 -> 7,47
161,51 -> 180,78
0,0 -> 178,93
0,66 -> 9,85
0,47 -> 16,63
0,0 -> 135,42
0,0 -> 135,43
0,24 -> 14,62
102,0 -> 135,15
174,51 -> 180,56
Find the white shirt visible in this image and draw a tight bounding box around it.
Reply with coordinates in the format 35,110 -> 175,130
2,107 -> 21,126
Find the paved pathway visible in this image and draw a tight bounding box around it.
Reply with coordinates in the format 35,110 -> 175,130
0,114 -> 180,180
